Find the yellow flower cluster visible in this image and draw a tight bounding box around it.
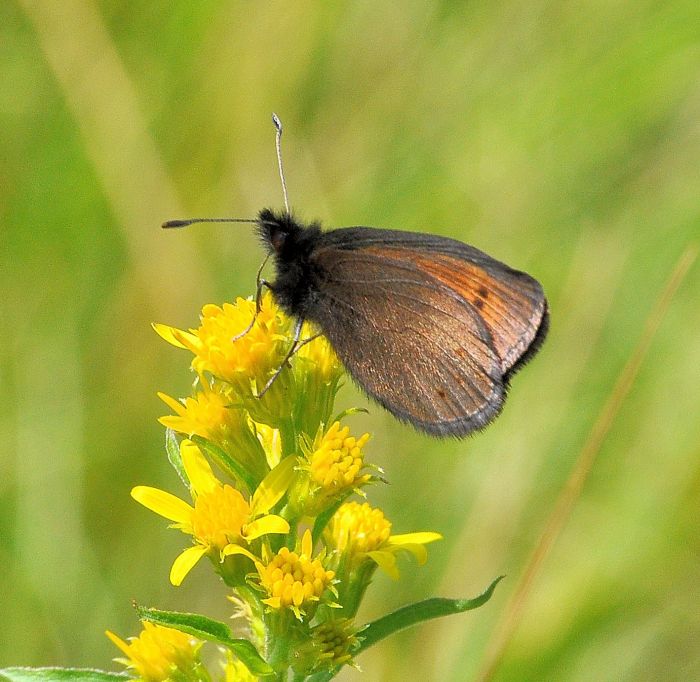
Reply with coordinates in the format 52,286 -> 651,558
158,387 -> 235,441
327,501 -> 442,580
309,422 -> 371,489
288,421 -> 374,517
105,622 -> 198,682
296,326 -> 342,384
154,292 -> 300,427
190,297 -> 291,387
256,530 -> 336,616
330,501 -> 392,555
189,482 -> 250,549
110,290 -> 444,679
131,440 -> 290,586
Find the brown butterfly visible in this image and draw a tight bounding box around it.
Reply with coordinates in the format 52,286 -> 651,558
164,116 -> 548,437
254,209 -> 549,436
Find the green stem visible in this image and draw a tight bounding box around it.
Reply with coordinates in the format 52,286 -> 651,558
265,610 -> 294,672
279,416 -> 297,457
336,561 -> 377,617
235,584 -> 266,649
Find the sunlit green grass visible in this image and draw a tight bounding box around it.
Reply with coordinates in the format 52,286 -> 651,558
2,1 -> 699,680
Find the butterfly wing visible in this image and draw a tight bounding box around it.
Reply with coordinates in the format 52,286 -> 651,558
303,227 -> 547,437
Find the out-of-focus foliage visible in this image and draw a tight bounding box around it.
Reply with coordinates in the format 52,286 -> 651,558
1,1 -> 698,680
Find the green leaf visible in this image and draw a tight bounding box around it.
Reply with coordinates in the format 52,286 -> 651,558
165,428 -> 187,486
135,606 -> 273,676
330,406 -> 369,425
0,669 -> 128,682
303,578 -> 505,682
311,493 -> 352,545
191,435 -> 256,494
356,576 -> 504,654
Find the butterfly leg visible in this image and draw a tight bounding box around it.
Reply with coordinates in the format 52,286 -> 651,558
293,331 -> 322,351
232,254 -> 272,342
256,316 -> 305,397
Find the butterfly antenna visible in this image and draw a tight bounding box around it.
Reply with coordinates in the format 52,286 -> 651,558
162,217 -> 258,229
272,113 -> 290,215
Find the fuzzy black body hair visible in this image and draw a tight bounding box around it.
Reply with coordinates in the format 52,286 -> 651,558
257,208 -> 323,318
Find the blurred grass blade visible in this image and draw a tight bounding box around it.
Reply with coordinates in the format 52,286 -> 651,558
477,243 -> 699,682
135,606 -> 273,676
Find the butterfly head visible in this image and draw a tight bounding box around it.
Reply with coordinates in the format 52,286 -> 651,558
257,209 -> 298,255
256,209 -> 323,316
257,209 -> 323,260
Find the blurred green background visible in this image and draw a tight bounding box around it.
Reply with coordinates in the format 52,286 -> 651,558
2,1 -> 699,680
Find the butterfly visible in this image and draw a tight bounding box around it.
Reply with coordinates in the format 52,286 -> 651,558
164,115 -> 548,437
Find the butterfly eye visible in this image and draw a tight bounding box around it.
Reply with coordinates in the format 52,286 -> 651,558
270,228 -> 287,254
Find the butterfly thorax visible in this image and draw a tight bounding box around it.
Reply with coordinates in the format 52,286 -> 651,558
257,208 -> 323,317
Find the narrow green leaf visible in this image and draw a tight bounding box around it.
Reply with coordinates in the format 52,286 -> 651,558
136,606 -> 273,676
356,576 -> 505,653
165,428 -> 187,486
136,605 -> 230,639
0,669 -> 128,682
311,493 -> 352,545
330,406 -> 369,425
191,435 -> 256,494
303,578 -> 505,682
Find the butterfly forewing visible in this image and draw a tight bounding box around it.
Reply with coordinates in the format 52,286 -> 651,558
316,227 -> 547,372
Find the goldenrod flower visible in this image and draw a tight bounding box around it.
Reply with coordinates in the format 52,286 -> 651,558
296,325 -> 342,385
105,622 -> 199,681
308,422 -> 371,489
131,440 -> 293,586
291,422 -> 373,516
327,501 -> 442,580
158,385 -> 267,483
153,293 -> 294,419
158,385 -> 238,441
309,618 -> 359,670
255,529 -> 336,619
